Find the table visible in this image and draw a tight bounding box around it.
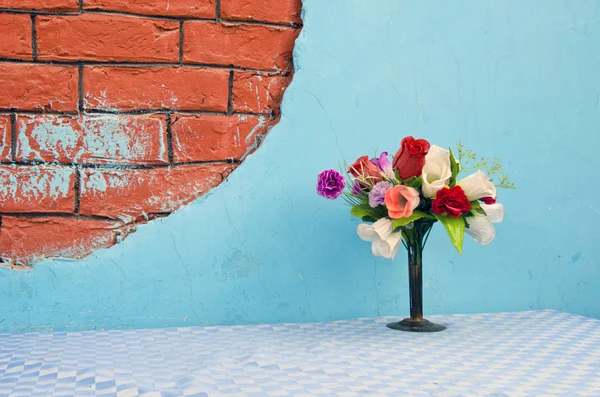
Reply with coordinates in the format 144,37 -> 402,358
0,310 -> 598,396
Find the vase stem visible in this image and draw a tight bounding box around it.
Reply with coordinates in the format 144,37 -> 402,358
408,229 -> 424,321
408,258 -> 423,321
386,222 -> 446,332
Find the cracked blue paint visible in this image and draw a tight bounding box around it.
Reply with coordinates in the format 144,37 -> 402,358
1,0 -> 600,332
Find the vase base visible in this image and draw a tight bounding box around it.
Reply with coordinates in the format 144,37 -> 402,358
386,318 -> 446,332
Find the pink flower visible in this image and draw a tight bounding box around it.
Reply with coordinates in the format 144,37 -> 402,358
384,185 -> 421,219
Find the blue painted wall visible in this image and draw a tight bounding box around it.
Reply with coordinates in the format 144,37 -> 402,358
1,0 -> 599,332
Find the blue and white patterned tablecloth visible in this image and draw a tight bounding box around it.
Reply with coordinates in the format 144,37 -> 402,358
0,310 -> 599,397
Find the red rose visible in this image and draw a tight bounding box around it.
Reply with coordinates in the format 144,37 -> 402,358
348,155 -> 381,184
392,136 -> 431,180
432,186 -> 471,218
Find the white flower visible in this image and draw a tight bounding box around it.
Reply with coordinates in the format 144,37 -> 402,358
466,203 -> 504,245
422,145 -> 452,198
357,218 -> 403,259
458,170 -> 496,201
481,203 -> 504,223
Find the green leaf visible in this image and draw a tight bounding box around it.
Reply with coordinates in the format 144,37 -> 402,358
362,216 -> 377,223
350,202 -> 387,220
350,204 -> 373,218
405,176 -> 423,189
470,200 -> 487,216
434,214 -> 465,254
394,169 -> 402,181
449,149 -> 460,186
392,210 -> 433,228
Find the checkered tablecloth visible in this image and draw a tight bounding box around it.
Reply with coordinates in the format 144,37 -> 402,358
0,310 -> 598,396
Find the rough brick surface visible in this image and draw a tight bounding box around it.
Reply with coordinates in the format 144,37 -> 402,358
183,22 -> 299,70
16,114 -> 169,165
232,72 -> 293,114
0,63 -> 78,112
0,0 -> 78,11
37,15 -> 180,62
0,216 -> 129,266
171,114 -> 275,162
84,67 -> 229,111
0,14 -> 32,60
79,163 -> 232,220
221,0 -> 302,25
0,115 -> 10,161
84,0 -> 216,18
0,0 -> 302,267
0,165 -> 75,213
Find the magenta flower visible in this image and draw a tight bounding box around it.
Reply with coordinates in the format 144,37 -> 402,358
370,152 -> 395,179
351,181 -> 363,195
317,169 -> 346,199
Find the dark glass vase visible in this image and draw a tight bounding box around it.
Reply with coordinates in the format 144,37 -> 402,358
387,221 -> 446,332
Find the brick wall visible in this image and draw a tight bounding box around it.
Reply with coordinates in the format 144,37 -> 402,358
0,0 -> 302,268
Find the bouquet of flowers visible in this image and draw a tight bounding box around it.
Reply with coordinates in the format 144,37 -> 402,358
316,137 -> 514,332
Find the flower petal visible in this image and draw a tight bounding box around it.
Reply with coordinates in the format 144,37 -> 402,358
371,218 -> 394,240
466,216 -> 496,245
481,203 -> 504,223
387,232 -> 404,260
371,239 -> 384,257
427,145 -> 451,162
378,152 -> 396,179
371,231 -> 403,259
372,239 -> 389,257
422,178 -> 447,198
357,224 -> 379,242
458,170 -> 496,201
422,145 -> 452,198
357,218 -> 394,243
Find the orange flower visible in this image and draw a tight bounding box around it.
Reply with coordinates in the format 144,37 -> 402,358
384,185 -> 420,219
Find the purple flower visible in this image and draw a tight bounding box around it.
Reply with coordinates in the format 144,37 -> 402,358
317,169 -> 346,200
368,181 -> 393,208
351,181 -> 363,195
370,152 -> 395,179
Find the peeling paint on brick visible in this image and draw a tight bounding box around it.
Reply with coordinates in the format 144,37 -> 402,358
78,164 -> 233,222
0,115 -> 11,160
0,165 -> 75,212
16,115 -> 169,165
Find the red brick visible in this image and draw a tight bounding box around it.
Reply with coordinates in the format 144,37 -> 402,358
183,22 -> 299,70
0,0 -> 78,11
0,216 -> 128,267
84,66 -> 229,111
0,63 -> 78,112
0,115 -> 10,161
0,14 -> 32,60
37,14 -> 180,62
0,165 -> 75,213
15,114 -> 169,165
232,71 -> 292,114
79,164 -> 232,220
84,0 -> 216,18
221,0 -> 302,25
171,114 -> 274,162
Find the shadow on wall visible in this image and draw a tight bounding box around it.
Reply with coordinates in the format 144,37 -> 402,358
0,0 -> 303,267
